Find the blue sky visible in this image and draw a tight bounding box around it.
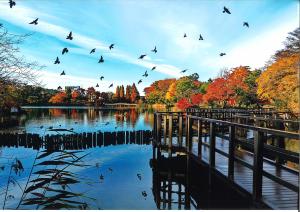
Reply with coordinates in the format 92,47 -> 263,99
0,0 -> 298,93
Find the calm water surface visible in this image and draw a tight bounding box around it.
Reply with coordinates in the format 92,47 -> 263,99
0,107 -> 253,209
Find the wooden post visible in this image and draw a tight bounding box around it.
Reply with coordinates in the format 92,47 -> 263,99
186,116 -> 193,153
252,129 -> 265,202
274,120 -> 285,166
209,122 -> 216,168
228,125 -> 235,180
153,113 -> 157,141
197,119 -> 202,158
178,115 -> 183,147
168,115 -> 173,157
163,115 -> 167,145
156,114 -> 162,144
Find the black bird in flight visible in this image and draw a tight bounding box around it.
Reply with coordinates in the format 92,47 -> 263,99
243,22 -> 249,28
220,53 -> 226,56
54,57 -> 60,64
223,6 -> 231,14
137,173 -> 142,181
151,46 -> 157,53
142,71 -> 148,77
109,83 -> 113,88
57,86 -> 62,90
62,48 -> 69,55
29,18 -> 38,25
100,76 -> 104,80
139,54 -> 146,59
9,0 -> 16,8
138,79 -> 142,84
181,69 -> 188,73
151,66 -> 156,71
142,191 -> 147,198
184,33 -> 187,38
99,174 -> 104,181
96,83 -> 99,87
66,31 -> 73,40
199,34 -> 204,40
90,48 -> 96,54
98,55 -> 104,63
60,70 -> 65,76
109,44 -> 114,50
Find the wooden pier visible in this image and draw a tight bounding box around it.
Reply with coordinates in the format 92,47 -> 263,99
153,110 -> 299,210
0,130 -> 152,150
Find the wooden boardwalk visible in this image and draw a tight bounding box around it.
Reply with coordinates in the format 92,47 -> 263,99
191,137 -> 299,210
153,111 -> 299,210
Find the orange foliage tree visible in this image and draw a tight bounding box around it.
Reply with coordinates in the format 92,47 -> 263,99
257,52 -> 299,113
49,92 -> 67,104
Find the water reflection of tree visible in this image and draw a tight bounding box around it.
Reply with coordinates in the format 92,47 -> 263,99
49,108 -> 64,117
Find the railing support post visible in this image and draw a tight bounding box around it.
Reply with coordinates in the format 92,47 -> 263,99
197,119 -> 202,158
163,115 -> 167,144
186,116 -> 193,153
209,122 -> 216,168
253,129 -> 264,202
178,115 -> 183,147
228,125 -> 235,180
168,115 -> 173,157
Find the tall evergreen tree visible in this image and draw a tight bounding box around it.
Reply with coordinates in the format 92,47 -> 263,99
125,85 -> 131,102
130,83 -> 140,103
120,85 -> 125,100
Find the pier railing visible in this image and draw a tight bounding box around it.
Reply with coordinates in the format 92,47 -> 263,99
153,112 -> 299,209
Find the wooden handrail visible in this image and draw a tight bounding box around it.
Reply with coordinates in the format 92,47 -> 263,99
153,111 -> 299,208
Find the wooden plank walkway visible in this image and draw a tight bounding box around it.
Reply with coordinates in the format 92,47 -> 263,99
190,136 -> 299,210
153,112 -> 299,210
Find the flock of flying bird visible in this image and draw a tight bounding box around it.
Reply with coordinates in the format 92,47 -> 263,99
7,1 -> 250,91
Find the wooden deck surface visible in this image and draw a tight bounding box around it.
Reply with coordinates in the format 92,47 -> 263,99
190,136 -> 299,210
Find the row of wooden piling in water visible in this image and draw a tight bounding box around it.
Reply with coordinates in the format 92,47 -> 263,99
0,130 -> 152,150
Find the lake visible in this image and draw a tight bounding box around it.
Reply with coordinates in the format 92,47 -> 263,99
0,107 -> 253,210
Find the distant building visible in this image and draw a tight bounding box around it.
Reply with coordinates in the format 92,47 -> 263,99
65,86 -> 80,92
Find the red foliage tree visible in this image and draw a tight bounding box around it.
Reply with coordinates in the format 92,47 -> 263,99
191,93 -> 203,105
177,98 -> 192,110
203,78 -> 230,106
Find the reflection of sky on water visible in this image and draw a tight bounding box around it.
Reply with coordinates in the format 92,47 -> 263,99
14,107 -> 154,135
0,143 -> 156,209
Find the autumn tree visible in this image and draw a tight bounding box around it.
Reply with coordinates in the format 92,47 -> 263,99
191,93 -> 203,106
49,92 -> 67,104
256,27 -> 299,113
257,53 -> 299,112
130,83 -> 140,103
125,85 -> 131,102
177,98 -> 192,111
175,76 -> 201,100
119,85 -> 125,100
87,87 -> 96,103
144,78 -> 176,104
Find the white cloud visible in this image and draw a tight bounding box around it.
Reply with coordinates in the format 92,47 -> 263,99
38,70 -> 124,92
203,21 -> 298,72
0,2 -> 182,79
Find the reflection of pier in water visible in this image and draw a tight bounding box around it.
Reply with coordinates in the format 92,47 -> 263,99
150,152 -> 254,210
0,130 -> 152,150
